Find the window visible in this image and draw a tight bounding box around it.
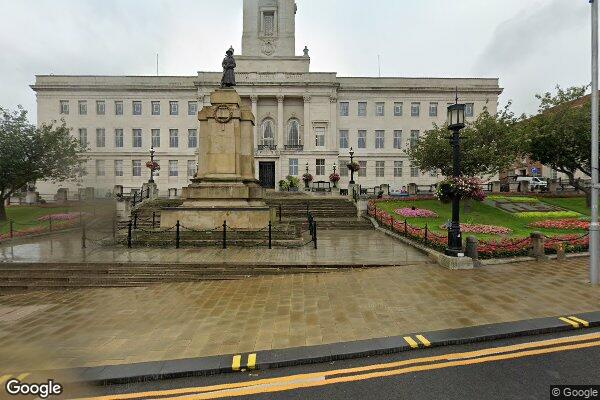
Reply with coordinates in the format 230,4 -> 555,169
316,159 -> 325,176
132,160 -> 142,177
151,129 -> 160,148
393,130 -> 402,149
188,101 -> 197,116
263,11 -> 275,36
78,100 -> 87,115
375,130 -> 385,149
151,101 -> 160,116
410,164 -> 419,177
375,102 -> 385,116
115,101 -> 123,115
315,127 -> 325,147
96,101 -> 105,115
394,161 -> 403,177
287,119 -> 300,146
411,102 -> 420,117
114,160 -> 123,177
261,119 -> 275,146
95,160 -> 105,176
358,102 -> 367,116
394,102 -> 403,116
339,102 -> 349,117
169,129 -> 179,148
376,161 -> 385,177
187,160 -> 197,177
551,169 -> 558,179
132,129 -> 142,148
358,130 -> 366,149
132,101 -> 142,115
358,161 -> 367,177
430,169 -> 438,177
169,160 -> 178,177
410,130 -> 420,148
170,101 -> 179,116
60,100 -> 69,115
340,159 -> 348,176
289,158 -> 299,176
78,128 -> 87,147
96,128 -> 105,148
339,130 -> 349,148
115,129 -> 123,148
466,103 -> 474,117
188,129 -> 197,148
429,102 -> 438,117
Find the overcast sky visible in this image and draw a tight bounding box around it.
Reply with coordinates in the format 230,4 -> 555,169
0,0 -> 592,121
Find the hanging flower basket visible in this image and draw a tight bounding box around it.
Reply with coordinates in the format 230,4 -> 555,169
435,177 -> 486,204
302,173 -> 313,183
347,162 -> 360,172
329,173 -> 340,183
146,161 -> 160,171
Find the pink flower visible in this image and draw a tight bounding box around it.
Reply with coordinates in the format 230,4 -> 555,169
394,208 -> 438,218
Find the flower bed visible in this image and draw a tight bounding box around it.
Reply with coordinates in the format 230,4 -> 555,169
394,208 -> 438,218
514,211 -> 581,219
488,195 -> 539,203
529,219 -> 590,230
439,223 -> 512,235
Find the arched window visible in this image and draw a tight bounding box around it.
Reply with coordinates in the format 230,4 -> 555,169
287,119 -> 300,146
261,118 -> 275,146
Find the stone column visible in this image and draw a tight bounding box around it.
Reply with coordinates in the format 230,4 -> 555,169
329,95 -> 338,151
277,95 -> 284,149
303,95 -> 311,150
251,95 -> 258,149
530,231 -> 548,261
492,181 -> 502,193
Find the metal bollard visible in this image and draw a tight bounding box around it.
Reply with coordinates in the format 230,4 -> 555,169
49,215 -> 52,232
404,219 -> 408,236
133,213 -> 138,229
81,221 -> 87,248
465,236 -> 479,261
9,219 -> 13,239
424,223 -> 428,245
175,220 -> 180,249
279,204 -> 282,223
127,220 -> 132,248
152,211 -> 156,229
222,220 -> 227,249
268,220 -> 272,249
313,221 -> 318,249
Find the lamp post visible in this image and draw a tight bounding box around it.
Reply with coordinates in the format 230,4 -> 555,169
333,163 -> 337,175
149,146 -> 156,184
445,101 -> 466,257
590,0 -> 599,285
349,147 -> 355,184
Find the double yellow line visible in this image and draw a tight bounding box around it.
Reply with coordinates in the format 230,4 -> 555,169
77,331 -> 600,400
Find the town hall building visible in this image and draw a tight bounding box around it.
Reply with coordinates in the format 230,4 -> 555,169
32,0 -> 502,197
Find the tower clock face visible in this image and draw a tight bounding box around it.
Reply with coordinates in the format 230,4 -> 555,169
214,105 -> 233,123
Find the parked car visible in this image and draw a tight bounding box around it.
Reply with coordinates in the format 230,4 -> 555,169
516,176 -> 547,189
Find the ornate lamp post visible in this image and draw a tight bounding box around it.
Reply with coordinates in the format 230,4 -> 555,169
445,101 -> 466,257
349,147 -> 355,184
333,163 -> 337,175
149,146 -> 156,184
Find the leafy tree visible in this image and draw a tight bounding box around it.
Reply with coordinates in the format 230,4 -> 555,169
523,85 -> 591,195
406,103 -> 524,178
0,106 -> 86,221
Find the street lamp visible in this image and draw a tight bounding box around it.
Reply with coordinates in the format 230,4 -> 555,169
305,162 -> 309,175
349,147 -> 355,184
445,101 -> 466,257
333,163 -> 337,175
149,146 -> 156,184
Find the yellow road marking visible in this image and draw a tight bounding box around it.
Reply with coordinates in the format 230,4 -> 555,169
0,374 -> 11,386
185,340 -> 600,399
416,335 -> 431,347
75,331 -> 600,400
403,336 -> 419,349
559,317 -> 580,328
247,354 -> 257,370
16,373 -> 29,381
568,316 -> 590,327
231,355 -> 241,371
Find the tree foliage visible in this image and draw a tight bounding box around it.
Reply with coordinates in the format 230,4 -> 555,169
523,85 -> 591,193
406,103 -> 523,178
0,106 -> 86,220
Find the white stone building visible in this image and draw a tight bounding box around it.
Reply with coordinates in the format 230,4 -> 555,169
32,0 -> 502,197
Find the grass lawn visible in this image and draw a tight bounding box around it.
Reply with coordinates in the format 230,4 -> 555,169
0,205 -> 74,234
375,199 -> 587,241
539,197 -> 590,216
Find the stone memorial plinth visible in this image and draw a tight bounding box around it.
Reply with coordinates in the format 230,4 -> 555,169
160,88 -> 270,229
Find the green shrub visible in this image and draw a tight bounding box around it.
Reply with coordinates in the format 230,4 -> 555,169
514,211 -> 581,219
488,195 -> 539,203
286,175 -> 300,188
279,179 -> 290,191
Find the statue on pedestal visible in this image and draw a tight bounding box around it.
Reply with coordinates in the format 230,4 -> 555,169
221,46 -> 236,88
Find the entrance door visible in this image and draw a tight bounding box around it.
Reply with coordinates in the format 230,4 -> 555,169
258,162 -> 276,189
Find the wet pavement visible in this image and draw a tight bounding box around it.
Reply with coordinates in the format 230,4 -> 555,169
0,257 -> 598,373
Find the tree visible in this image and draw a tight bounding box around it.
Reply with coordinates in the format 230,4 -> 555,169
0,106 -> 86,221
406,103 -> 524,178
523,85 -> 591,196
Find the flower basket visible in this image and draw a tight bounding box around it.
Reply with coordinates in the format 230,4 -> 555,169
435,177 -> 486,203
347,162 -> 360,172
146,161 -> 160,171
329,173 -> 340,188
302,173 -> 313,183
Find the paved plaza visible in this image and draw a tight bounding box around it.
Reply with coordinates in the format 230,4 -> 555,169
0,257 -> 598,373
0,229 -> 429,266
